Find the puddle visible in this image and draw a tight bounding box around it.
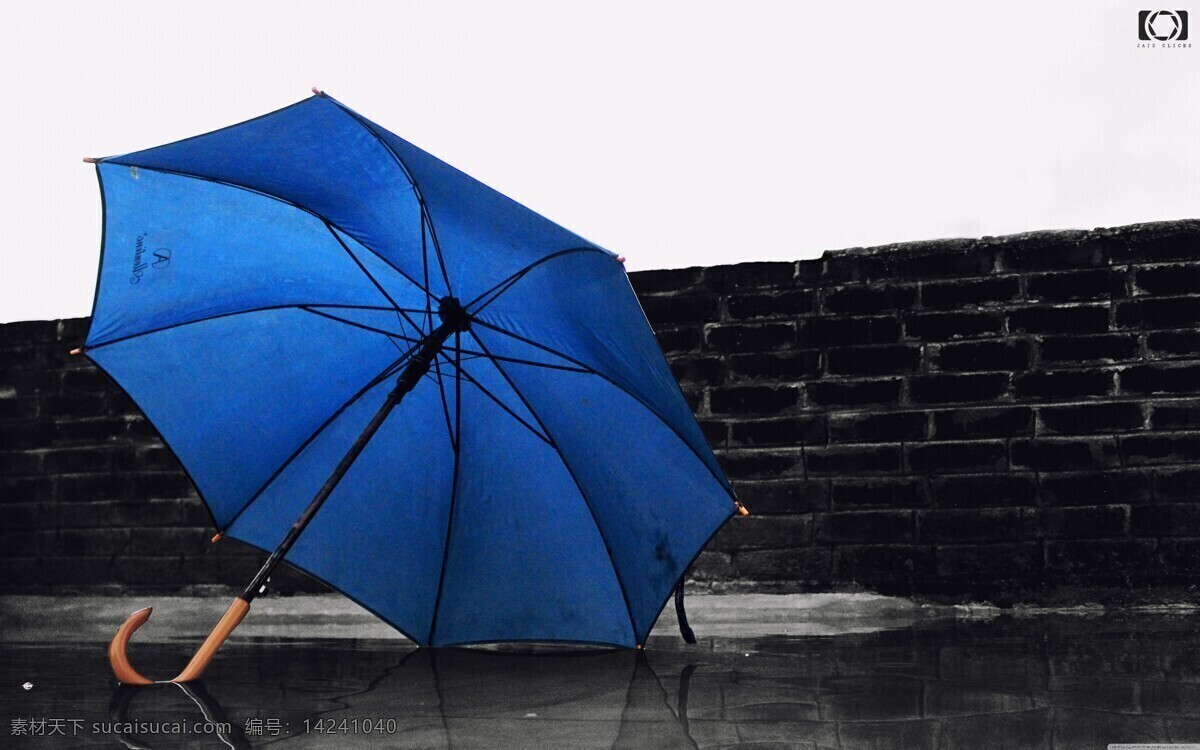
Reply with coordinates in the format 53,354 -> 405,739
4,613 -> 1200,748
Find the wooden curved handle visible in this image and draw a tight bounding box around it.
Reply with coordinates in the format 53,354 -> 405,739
109,607 -> 155,685
173,598 -> 250,683
107,598 -> 250,685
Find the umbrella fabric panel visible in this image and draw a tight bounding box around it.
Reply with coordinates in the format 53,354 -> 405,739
432,347 -> 636,647
103,98 -> 440,299
87,163 -> 423,348
88,308 -> 406,528
473,250 -> 729,495
473,326 -> 734,642
349,108 -> 605,307
230,369 -> 457,644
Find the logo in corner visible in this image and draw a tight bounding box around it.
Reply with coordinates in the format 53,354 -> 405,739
1139,10 -> 1189,41
130,235 -> 174,284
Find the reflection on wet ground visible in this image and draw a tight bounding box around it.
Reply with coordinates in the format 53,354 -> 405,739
5,613 -> 1200,748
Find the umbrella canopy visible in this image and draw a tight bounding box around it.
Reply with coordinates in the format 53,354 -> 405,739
82,92 -> 738,648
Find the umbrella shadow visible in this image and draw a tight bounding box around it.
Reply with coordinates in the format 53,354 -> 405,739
106,648 -> 698,749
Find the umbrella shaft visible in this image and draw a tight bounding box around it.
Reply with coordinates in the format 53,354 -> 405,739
241,322 -> 455,602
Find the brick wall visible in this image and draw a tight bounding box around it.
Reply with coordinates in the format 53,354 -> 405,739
3,219 -> 1200,599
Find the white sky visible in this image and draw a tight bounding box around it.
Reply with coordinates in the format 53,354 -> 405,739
1,1 -> 1197,322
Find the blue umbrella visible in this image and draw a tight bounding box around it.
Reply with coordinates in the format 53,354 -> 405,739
79,91 -> 745,684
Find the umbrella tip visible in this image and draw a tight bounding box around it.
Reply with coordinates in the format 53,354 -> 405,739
737,502 -> 750,516
616,255 -> 626,264
82,157 -> 99,164
211,532 -> 224,544
69,347 -> 86,356
311,86 -> 324,96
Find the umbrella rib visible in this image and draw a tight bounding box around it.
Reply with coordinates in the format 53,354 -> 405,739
323,98 -> 455,298
85,303 -> 401,352
472,319 -> 738,505
464,247 -> 610,314
431,349 -> 457,452
427,337 -> 463,645
322,222 -> 429,339
440,354 -> 552,447
102,160 -> 436,301
218,339 -> 425,533
466,329 -> 640,642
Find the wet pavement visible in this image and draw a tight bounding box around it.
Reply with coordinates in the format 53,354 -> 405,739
4,595 -> 1200,748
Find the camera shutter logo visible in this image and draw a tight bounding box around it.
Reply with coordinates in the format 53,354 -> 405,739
1139,10 -> 1189,41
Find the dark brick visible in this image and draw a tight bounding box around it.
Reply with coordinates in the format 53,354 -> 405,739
628,266 -> 705,295
668,356 -> 725,386
832,545 -> 935,593
1147,330 -> 1200,358
1123,433 -> 1200,465
833,478 -> 929,509
1008,305 -> 1109,335
936,543 -> 1042,580
893,245 -> 995,279
52,417 -> 130,444
822,252 -> 894,284
0,451 -> 41,475
1135,264 -> 1200,296
1011,439 -> 1119,470
128,472 -> 196,500
733,547 -> 831,582
51,528 -> 131,557
823,285 -> 916,314
904,311 -> 1003,341
1040,334 -> 1138,363
1155,468 -> 1200,500
931,475 -> 1038,508
654,326 -> 701,354
1121,364 -> 1200,395
711,262 -> 798,292
1045,540 -> 1157,581
640,293 -> 720,326
1040,471 -> 1152,506
932,407 -> 1033,439
805,316 -> 900,347
41,447 -> 112,473
40,392 -> 108,418
829,411 -> 928,443
730,479 -> 829,514
1013,370 -> 1112,400
705,322 -> 795,353
729,416 -> 825,447
1131,504 -> 1200,536
1002,237 -> 1111,270
1115,226 -> 1200,263
933,340 -> 1030,372
805,444 -> 902,475
1028,270 -> 1125,301
1153,402 -> 1200,430
709,385 -> 799,415
0,420 -> 56,449
1026,505 -> 1128,539
1039,403 -> 1145,434
0,397 -> 39,420
61,367 -> 109,391
717,450 -> 802,478
728,289 -> 815,319
1116,298 -> 1200,329
1158,539 -> 1200,579
921,277 -> 1019,309
906,441 -> 1007,473
910,373 -> 1009,404
826,345 -> 920,375
919,509 -> 1021,543
806,378 -> 902,407
817,510 -> 913,543
698,418 -> 727,446
709,515 -> 811,552
727,351 -> 821,381
0,320 -> 58,344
